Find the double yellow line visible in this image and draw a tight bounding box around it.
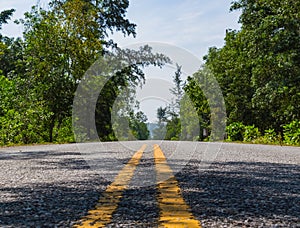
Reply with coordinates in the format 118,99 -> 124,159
154,144 -> 201,228
74,144 -> 201,228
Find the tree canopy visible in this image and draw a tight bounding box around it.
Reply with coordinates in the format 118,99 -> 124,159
1,0 -> 300,145
184,0 -> 300,140
0,0 -> 169,145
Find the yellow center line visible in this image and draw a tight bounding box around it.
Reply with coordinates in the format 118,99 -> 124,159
73,144 -> 147,228
154,144 -> 202,228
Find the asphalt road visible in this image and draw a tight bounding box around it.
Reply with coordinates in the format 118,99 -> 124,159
0,141 -> 299,227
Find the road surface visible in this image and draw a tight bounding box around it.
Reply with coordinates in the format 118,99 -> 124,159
0,141 -> 299,227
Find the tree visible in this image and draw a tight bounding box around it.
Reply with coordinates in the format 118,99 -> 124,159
169,64 -> 184,116
129,111 -> 149,140
179,94 -> 200,140
184,0 -> 300,137
0,9 -> 48,145
0,9 -> 15,36
229,0 -> 300,131
94,45 -> 170,141
203,30 -> 254,127
184,67 -> 211,140
164,64 -> 184,140
21,0 -> 170,142
20,0 -> 137,142
157,106 -> 167,123
0,1 -> 170,145
152,106 -> 167,140
165,117 -> 180,140
159,64 -> 184,140
0,9 -> 22,78
233,0 -> 300,131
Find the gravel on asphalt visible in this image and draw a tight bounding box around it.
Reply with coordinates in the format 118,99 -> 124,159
0,141 -> 299,227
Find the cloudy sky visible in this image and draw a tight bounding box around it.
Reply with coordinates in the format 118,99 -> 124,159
0,0 -> 242,122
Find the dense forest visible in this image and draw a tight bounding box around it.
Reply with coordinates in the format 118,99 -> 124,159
0,0 -> 300,146
154,0 -> 300,145
190,0 -> 300,145
0,0 -> 168,145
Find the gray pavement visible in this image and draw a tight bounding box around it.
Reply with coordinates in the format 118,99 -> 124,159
0,141 -> 299,227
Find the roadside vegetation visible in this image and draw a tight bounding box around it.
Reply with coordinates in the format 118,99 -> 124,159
0,0 -> 165,146
152,0 -> 300,146
225,121 -> 300,146
1,0 -> 299,146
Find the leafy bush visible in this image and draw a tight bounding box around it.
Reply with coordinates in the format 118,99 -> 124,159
193,135 -> 200,141
224,121 -> 300,146
243,125 -> 261,142
253,129 -> 279,145
0,108 -> 48,146
171,136 -> 179,141
54,117 -> 75,143
226,122 -> 245,141
283,120 -> 300,145
264,129 -> 278,143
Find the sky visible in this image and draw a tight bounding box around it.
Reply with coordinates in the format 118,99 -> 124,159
0,0 -> 241,122
1,0 -> 241,58
112,0 -> 241,59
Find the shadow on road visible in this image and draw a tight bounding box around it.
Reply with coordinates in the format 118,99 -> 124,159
0,150 -> 131,227
0,148 -> 299,227
175,160 -> 300,225
0,178 -> 110,227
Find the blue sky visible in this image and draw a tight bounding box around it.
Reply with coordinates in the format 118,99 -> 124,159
0,0 -> 241,122
116,0 -> 241,58
1,0 -> 241,58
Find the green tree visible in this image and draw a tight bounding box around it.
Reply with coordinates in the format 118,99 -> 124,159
0,9 -> 23,78
152,106 -> 167,140
179,94 -> 200,141
94,45 -> 170,141
204,30 -> 254,127
165,117 -> 180,140
0,9 -> 48,145
190,0 -> 300,137
0,9 -> 15,36
157,106 -> 167,123
0,75 -> 49,145
129,111 -> 149,140
169,64 -> 184,116
20,0 -> 137,142
230,0 -> 300,131
165,64 -> 184,140
184,66 -> 211,140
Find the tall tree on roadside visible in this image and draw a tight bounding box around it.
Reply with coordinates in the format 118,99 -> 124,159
152,106 -> 167,139
165,64 -> 184,140
187,0 -> 300,135
21,0 -> 137,142
230,0 -> 300,131
169,64 -> 184,116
